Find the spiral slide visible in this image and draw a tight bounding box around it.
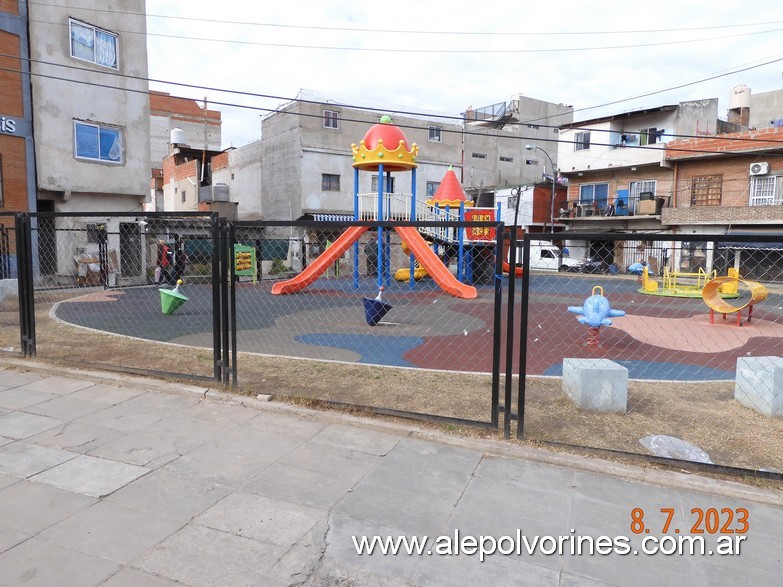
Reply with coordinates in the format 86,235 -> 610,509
394,226 -> 477,299
271,225 -> 369,295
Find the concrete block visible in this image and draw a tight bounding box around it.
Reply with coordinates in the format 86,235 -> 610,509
735,356 -> 783,417
562,358 -> 628,413
0,279 -> 17,305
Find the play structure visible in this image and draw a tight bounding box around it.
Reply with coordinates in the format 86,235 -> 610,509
394,241 -> 428,282
568,286 -> 626,346
271,117 -> 502,300
639,265 -> 741,299
702,271 -> 768,326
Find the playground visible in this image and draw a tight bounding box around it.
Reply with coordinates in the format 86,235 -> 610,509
49,271 -> 783,382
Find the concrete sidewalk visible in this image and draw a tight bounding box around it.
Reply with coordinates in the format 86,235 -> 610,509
0,360 -> 781,586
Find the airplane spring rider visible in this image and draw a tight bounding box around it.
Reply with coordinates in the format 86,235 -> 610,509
567,286 -> 626,347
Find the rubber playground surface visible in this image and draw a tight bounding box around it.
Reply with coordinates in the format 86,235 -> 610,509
52,274 -> 783,382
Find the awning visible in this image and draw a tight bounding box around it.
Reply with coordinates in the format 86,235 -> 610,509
716,241 -> 783,251
717,231 -> 783,251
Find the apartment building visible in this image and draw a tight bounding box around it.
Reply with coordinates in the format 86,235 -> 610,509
0,0 -> 35,218
25,0 -> 150,279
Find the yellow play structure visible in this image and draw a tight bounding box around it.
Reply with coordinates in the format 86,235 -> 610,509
639,266 -> 739,299
702,269 -> 768,326
394,241 -> 430,282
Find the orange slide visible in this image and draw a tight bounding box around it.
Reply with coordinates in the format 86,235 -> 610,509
394,226 -> 477,299
271,225 -> 369,295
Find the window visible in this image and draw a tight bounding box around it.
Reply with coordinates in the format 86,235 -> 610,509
69,19 -> 118,69
629,180 -> 656,199
749,176 -> 780,206
323,110 -> 339,129
579,183 -> 609,210
74,121 -> 123,163
322,174 -> 340,191
0,156 -> 3,207
575,131 -> 591,151
639,127 -> 658,146
471,153 -> 487,159
500,156 -> 514,163
426,181 -> 440,199
371,175 -> 396,193
691,175 -> 722,206
428,126 -> 442,142
181,189 -> 186,204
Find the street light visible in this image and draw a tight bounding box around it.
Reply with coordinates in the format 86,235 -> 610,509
525,144 -> 557,233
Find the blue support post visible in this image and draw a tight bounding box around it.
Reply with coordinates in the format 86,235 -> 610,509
457,202 -> 465,282
376,163 -> 384,290
353,166 -> 360,289
408,167 -> 417,288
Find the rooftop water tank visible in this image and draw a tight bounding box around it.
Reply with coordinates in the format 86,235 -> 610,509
729,84 -> 751,110
170,127 -> 186,145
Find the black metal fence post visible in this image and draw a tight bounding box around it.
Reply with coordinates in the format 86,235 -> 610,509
490,224 -> 505,428
228,221 -> 238,387
211,214 -> 222,382
516,234 -> 532,440
15,213 -> 35,357
502,228 -> 517,438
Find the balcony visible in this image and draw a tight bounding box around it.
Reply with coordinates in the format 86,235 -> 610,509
559,194 -> 669,220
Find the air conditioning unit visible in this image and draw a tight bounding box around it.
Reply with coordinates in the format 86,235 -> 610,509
749,162 -> 770,176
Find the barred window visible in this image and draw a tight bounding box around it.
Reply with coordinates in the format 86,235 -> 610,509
428,126 -> 442,142
749,176 -> 779,206
691,175 -> 722,206
323,110 -> 339,129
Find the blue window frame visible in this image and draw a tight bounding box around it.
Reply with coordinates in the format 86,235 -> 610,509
74,121 -> 123,163
579,183 -> 609,210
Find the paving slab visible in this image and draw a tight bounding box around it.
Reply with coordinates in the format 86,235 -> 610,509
38,500 -> 184,564
0,441 -> 77,478
277,438 -> 381,484
87,427 -> 203,468
0,527 -> 28,555
23,395 -> 106,421
105,469 -> 232,525
0,369 -> 47,388
0,480 -> 97,534
243,461 -> 357,509
309,422 -> 402,456
30,453 -> 149,498
134,523 -> 286,587
14,375 -> 96,395
101,567 -> 184,587
26,420 -> 127,453
0,537 -> 121,587
0,388 -> 58,410
195,491 -> 326,547
162,445 -> 273,488
0,471 -> 19,490
0,411 -> 62,439
68,382 -> 146,404
75,403 -> 168,432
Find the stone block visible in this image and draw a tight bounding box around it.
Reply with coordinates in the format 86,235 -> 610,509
735,356 -> 783,417
562,358 -> 628,413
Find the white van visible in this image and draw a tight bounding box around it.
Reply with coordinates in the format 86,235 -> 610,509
508,240 -> 583,272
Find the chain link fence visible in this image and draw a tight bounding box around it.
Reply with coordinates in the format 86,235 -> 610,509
24,212 -> 220,380
0,213 -> 21,355
229,220 -> 502,426
6,211 -> 783,475
518,233 -> 783,473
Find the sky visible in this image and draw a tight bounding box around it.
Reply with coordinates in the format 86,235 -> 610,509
145,0 -> 783,150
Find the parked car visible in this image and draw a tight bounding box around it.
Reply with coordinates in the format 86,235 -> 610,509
561,256 -> 610,274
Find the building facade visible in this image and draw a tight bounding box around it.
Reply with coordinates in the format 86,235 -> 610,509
0,0 -> 35,219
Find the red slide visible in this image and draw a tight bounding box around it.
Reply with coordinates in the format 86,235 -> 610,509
271,225 -> 369,295
394,226 -> 477,299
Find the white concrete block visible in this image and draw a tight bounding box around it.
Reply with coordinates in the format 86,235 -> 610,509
562,358 -> 628,414
735,356 -> 783,417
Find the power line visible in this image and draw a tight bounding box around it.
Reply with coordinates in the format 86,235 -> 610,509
27,1 -> 783,38
3,56 -> 783,157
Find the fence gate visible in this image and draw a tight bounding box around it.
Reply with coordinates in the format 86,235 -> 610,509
226,219 -> 505,429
